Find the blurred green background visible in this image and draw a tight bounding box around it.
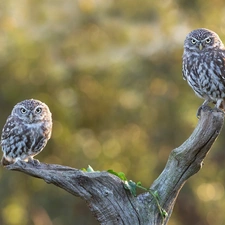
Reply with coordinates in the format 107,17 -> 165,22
1,0 -> 225,224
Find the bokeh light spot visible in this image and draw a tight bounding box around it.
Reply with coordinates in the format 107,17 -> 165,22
119,90 -> 142,109
196,182 -> 224,202
149,78 -> 168,96
102,138 -> 121,158
3,203 -> 27,225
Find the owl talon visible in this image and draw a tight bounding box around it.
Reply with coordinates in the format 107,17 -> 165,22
27,157 -> 40,166
32,159 -> 41,166
197,105 -> 213,118
196,106 -> 203,119
213,106 -> 225,114
14,159 -> 27,167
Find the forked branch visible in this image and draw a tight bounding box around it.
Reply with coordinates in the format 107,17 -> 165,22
5,106 -> 224,225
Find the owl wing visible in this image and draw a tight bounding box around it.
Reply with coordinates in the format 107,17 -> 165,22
214,51 -> 225,84
182,57 -> 187,80
1,116 -> 17,142
182,66 -> 187,80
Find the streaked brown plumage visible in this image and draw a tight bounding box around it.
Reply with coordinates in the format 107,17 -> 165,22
1,99 -> 52,165
182,28 -> 225,114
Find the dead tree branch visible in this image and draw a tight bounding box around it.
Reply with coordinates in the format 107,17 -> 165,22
5,106 -> 224,225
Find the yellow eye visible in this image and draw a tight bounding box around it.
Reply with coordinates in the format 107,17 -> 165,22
35,107 -> 42,114
20,107 -> 27,114
205,38 -> 211,43
191,39 -> 196,44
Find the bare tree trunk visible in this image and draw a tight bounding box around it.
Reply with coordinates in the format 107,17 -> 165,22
4,106 -> 224,225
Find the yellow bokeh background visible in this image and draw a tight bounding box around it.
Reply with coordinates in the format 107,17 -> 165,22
1,0 -> 225,224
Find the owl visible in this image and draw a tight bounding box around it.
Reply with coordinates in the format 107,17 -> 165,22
182,28 -> 225,115
1,99 -> 52,166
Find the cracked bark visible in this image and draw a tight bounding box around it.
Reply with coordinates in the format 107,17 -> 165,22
4,106 -> 224,225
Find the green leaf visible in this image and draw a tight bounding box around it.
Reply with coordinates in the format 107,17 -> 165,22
124,180 -> 137,197
107,169 -> 167,219
107,169 -> 167,220
162,209 -> 168,218
107,169 -> 119,176
87,165 -> 95,172
81,168 -> 87,172
117,172 -> 127,181
107,170 -> 127,181
137,181 -> 142,186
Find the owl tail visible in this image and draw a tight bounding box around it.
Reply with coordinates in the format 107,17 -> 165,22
1,156 -> 12,166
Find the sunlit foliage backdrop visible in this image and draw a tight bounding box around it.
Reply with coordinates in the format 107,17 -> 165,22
1,1 -> 225,225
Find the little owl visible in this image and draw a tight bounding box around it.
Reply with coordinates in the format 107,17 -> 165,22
182,28 -> 225,115
1,99 -> 52,166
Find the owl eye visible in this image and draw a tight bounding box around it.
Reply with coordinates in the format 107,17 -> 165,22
205,38 -> 211,43
35,107 -> 42,114
20,107 -> 27,114
191,39 -> 196,44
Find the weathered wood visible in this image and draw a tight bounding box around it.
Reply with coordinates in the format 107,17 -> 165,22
5,106 -> 224,225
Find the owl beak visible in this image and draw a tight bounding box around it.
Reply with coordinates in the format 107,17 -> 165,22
199,43 -> 203,50
29,114 -> 33,122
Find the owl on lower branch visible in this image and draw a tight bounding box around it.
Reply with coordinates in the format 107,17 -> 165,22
1,99 -> 52,166
182,28 -> 225,116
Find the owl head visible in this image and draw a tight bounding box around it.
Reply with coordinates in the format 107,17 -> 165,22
184,28 -> 224,52
11,99 -> 52,123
